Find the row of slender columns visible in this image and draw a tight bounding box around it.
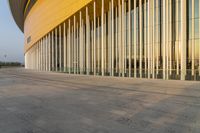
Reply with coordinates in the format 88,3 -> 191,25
25,0 -> 194,81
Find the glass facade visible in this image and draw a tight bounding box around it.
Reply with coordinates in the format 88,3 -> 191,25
25,0 -> 200,81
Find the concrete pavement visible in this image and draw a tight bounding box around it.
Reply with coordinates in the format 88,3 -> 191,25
0,68 -> 200,133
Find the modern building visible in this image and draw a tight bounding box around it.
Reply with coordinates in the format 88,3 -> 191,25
9,0 -> 200,81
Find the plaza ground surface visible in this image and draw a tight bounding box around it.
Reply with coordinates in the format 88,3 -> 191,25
0,68 -> 200,133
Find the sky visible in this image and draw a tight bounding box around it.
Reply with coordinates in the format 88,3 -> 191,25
0,0 -> 24,63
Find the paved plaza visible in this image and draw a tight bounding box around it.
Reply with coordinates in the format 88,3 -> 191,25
0,68 -> 200,133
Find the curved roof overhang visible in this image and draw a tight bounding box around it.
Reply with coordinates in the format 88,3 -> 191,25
8,0 -> 37,32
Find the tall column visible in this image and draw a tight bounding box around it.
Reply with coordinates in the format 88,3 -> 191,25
47,36 -> 49,71
68,19 -> 71,74
162,0 -> 166,79
181,0 -> 187,80
55,28 -> 58,71
74,16 -> 76,74
91,21 -> 94,73
43,38 -> 45,71
80,11 -> 83,74
144,1 -> 147,76
77,22 -> 79,74
72,25 -> 74,73
102,0 -> 105,76
41,38 -> 44,71
48,34 -> 51,71
86,6 -> 90,75
108,2 -> 111,76
169,0 -> 172,75
98,17 -> 100,74
59,25 -> 62,72
39,41 -> 41,70
192,0 -> 195,76
45,36 -> 47,71
52,31 -> 54,71
134,0 -> 137,78
122,0 -> 125,77
104,13 -> 107,75
156,0 -> 159,75
128,0 -> 131,77
94,1 -> 97,76
139,0 -> 143,78
152,0 -> 155,79
118,0 -> 122,76
176,0 -> 179,75
38,42 -> 40,70
166,0 -> 169,80
199,0 -> 200,74
148,0 -> 152,79
115,7 -> 118,75
64,22 -> 67,72
111,0 -> 114,76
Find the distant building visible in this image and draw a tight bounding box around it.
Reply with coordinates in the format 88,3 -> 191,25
9,0 -> 200,81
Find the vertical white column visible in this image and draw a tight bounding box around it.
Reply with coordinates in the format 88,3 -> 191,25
45,36 -> 47,71
91,21 -> 94,73
163,0 -> 166,79
40,41 -> 41,70
104,13 -> 107,75
43,38 -> 45,71
86,6 -> 90,75
68,19 -> 71,74
144,2 -> 147,76
139,0 -> 143,78
111,0 -> 114,76
115,7 -> 118,75
41,38 -> 44,71
108,2 -> 111,75
41,39 -> 43,70
80,11 -> 83,74
46,36 -> 49,71
181,0 -> 187,80
38,42 -> 40,70
74,16 -> 76,74
169,0 -> 172,76
72,25 -> 74,73
94,1 -> 97,76
128,0 -> 131,77
176,0 -> 179,75
117,0 -> 122,76
37,41 -> 40,71
77,22 -> 79,74
64,22 -> 67,72
52,31 -> 54,71
156,0 -> 159,75
46,36 -> 48,71
152,0 -> 155,79
134,0 -> 137,78
122,0 -> 125,77
48,34 -> 51,71
192,0 -> 195,76
98,17 -> 100,74
83,21 -> 86,73
55,28 -> 58,71
102,0 -> 105,76
166,0 -> 169,79
148,0 -> 151,79
199,0 -> 200,73
59,25 -> 62,72
39,39 -> 42,71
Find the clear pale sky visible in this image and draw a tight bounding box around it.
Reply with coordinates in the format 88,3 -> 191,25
0,0 -> 24,63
